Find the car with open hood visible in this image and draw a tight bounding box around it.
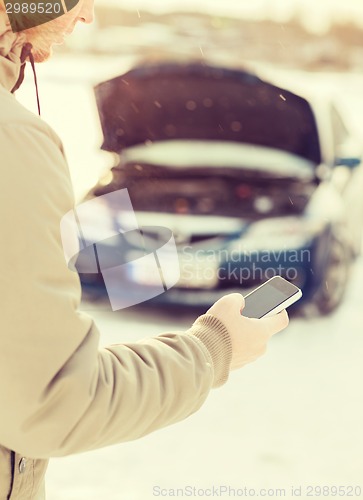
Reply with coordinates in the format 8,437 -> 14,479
76,61 -> 363,314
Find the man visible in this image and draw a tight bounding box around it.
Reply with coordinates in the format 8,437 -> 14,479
0,1 -> 289,498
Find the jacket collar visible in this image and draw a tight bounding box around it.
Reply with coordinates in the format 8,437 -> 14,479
0,16 -> 27,92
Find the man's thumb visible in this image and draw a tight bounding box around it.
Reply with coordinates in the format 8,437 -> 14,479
207,293 -> 245,316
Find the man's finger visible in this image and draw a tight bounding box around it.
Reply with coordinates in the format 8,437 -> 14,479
259,310 -> 289,336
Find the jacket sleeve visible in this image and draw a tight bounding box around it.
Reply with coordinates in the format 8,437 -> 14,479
0,123 -> 232,459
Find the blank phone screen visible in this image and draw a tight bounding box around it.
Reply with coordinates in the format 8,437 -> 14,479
243,285 -> 292,319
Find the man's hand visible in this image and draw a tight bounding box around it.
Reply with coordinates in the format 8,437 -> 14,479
207,293 -> 289,371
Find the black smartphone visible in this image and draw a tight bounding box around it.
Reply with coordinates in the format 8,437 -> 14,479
242,276 -> 302,319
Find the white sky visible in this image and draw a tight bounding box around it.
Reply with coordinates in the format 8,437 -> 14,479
102,0 -> 363,32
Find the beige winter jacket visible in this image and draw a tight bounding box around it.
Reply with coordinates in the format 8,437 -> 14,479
0,17 -> 232,500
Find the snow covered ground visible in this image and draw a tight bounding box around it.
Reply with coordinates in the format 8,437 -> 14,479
45,256 -> 363,499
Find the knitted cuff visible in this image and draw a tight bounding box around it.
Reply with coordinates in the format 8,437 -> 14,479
187,314 -> 233,388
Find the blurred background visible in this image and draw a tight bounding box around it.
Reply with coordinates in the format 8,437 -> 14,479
17,0 -> 363,498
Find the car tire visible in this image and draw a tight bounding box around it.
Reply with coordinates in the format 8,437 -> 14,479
312,235 -> 352,315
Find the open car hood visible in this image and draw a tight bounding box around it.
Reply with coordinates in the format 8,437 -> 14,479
94,62 -> 321,164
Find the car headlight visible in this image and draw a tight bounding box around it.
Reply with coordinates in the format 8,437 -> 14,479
230,216 -> 326,252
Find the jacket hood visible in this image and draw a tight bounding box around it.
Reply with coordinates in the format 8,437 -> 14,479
0,16 -> 26,91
